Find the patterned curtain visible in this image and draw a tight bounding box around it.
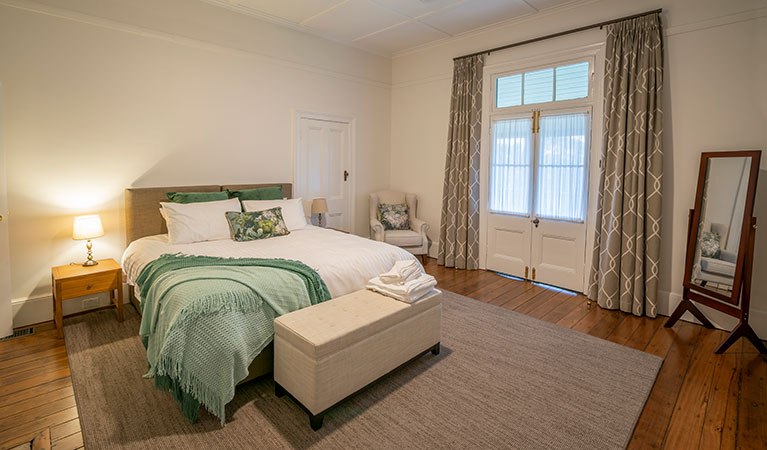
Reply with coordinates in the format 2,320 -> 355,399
588,13 -> 664,317
438,55 -> 484,269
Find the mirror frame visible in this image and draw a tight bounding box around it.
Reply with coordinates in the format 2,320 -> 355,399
683,150 -> 762,306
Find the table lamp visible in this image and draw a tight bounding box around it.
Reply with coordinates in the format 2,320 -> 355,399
73,214 -> 104,266
311,198 -> 328,227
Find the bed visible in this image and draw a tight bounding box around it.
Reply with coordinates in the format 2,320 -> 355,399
122,183 -> 418,421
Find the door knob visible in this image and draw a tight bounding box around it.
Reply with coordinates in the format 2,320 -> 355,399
532,218 -> 540,228
0,215 -> 3,222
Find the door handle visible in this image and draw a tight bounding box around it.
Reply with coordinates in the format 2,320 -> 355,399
532,218 -> 540,228
344,170 -> 349,181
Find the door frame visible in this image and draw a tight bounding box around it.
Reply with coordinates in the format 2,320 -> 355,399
0,82 -> 12,337
479,43 -> 605,294
291,109 -> 356,234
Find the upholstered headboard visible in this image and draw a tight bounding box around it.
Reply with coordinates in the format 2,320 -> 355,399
124,183 -> 292,244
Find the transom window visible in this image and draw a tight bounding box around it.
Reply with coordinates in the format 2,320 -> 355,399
495,61 -> 590,108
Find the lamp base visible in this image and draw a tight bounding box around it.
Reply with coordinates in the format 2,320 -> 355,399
82,239 -> 98,266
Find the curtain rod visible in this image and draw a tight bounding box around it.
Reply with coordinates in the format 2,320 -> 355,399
453,8 -> 662,61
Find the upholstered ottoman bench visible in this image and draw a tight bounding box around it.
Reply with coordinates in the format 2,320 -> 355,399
273,288 -> 442,431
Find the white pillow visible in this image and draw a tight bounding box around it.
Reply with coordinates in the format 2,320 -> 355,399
242,198 -> 308,231
160,198 -> 242,244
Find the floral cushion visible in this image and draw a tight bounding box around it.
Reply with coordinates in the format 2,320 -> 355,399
700,230 -> 721,259
225,207 -> 289,241
378,203 -> 410,231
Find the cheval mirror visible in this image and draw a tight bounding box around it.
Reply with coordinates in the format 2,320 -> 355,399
665,150 -> 765,354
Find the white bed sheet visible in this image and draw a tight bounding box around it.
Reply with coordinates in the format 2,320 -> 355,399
122,226 -> 418,299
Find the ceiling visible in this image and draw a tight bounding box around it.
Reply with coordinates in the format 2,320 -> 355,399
201,0 -> 578,56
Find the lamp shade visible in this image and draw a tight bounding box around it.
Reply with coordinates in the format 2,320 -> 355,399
73,215 -> 104,240
311,198 -> 328,214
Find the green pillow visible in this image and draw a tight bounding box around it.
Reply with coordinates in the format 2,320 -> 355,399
225,208 -> 290,241
378,203 -> 410,231
166,190 -> 229,203
230,186 -> 284,201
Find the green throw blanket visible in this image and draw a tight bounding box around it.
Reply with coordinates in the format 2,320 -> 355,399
135,254 -> 331,425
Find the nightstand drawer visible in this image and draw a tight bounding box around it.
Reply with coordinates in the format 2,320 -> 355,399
59,271 -> 119,299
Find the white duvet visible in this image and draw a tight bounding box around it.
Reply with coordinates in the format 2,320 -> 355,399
122,226 -> 418,299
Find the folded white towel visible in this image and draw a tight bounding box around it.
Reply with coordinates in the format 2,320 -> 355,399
379,259 -> 422,285
366,273 -> 437,303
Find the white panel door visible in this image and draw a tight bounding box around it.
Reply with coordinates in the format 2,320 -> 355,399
0,85 -> 11,338
486,115 -> 534,279
295,117 -> 351,231
530,111 -> 590,291
486,110 -> 589,292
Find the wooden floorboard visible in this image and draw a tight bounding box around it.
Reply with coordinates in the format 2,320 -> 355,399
50,418 -> 81,442
0,258 -> 763,449
426,260 -> 765,450
662,328 -> 726,449
0,327 -> 81,450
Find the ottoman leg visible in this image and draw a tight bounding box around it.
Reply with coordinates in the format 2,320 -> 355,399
431,342 -> 440,355
275,382 -> 286,398
310,413 -> 324,431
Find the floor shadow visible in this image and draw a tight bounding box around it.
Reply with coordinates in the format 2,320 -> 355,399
248,346 -> 452,449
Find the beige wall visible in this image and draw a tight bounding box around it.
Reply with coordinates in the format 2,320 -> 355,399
390,0 -> 767,336
0,0 -> 392,325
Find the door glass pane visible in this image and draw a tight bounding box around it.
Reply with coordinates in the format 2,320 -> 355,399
496,74 -> 522,108
490,118 -> 533,216
523,68 -> 554,105
555,62 -> 589,101
535,113 -> 589,221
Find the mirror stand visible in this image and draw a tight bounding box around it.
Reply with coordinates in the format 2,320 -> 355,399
665,210 -> 765,354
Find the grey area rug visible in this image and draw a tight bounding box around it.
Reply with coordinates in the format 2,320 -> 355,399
64,291 -> 662,450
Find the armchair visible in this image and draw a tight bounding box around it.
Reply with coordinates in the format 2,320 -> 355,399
693,222 -> 737,290
369,190 -> 429,264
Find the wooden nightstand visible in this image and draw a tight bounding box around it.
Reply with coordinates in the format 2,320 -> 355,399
51,258 -> 123,338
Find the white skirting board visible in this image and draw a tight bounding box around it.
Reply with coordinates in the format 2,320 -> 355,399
11,285 -> 131,328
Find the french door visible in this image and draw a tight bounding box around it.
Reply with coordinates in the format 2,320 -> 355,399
486,108 -> 590,292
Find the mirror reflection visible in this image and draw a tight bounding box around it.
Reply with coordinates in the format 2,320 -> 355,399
690,156 -> 751,294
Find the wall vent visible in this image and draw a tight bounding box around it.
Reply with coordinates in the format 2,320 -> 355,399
0,327 -> 35,342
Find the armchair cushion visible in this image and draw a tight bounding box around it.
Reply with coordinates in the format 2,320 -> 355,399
384,230 -> 423,247
378,203 -> 410,230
